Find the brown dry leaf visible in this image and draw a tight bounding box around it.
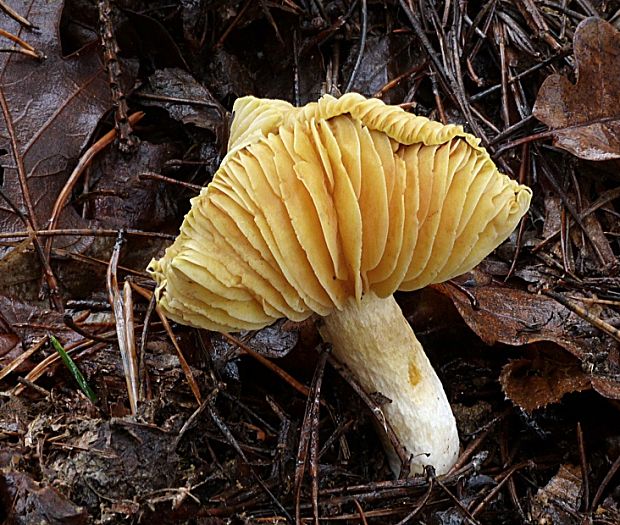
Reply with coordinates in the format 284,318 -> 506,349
138,68 -> 225,130
533,17 -> 620,160
590,376 -> 620,400
0,455 -> 88,525
499,345 -> 591,412
0,1 -> 112,239
531,464 -> 582,525
0,307 -> 20,358
434,274 -> 609,359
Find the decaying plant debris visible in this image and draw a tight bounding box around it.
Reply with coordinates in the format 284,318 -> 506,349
0,1 -> 619,524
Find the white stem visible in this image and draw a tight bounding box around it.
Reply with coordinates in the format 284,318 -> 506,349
319,292 -> 459,476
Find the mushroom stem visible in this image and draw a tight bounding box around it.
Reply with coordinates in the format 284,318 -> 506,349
319,291 -> 459,476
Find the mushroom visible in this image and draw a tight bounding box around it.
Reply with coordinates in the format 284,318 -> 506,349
148,93 -> 532,476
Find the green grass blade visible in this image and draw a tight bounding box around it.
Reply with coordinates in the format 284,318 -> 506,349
49,335 -> 97,403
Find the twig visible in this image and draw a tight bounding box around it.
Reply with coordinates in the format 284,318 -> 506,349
0,337 -> 47,383
131,282 -> 203,405
532,187 -> 620,253
327,353 -> 410,477
0,28 -> 41,58
64,314 -> 115,343
138,292 -> 157,402
98,0 -> 136,151
45,111 -> 145,263
506,143 -> 531,280
221,333 -> 310,398
0,91 -> 63,312
208,399 -> 293,522
295,347 -> 329,524
293,29 -> 301,106
0,1 -> 35,28
544,290 -> 620,343
16,376 -> 51,396
352,499 -> 369,525
433,469 -> 481,525
577,422 -> 590,512
394,469 -> 434,525
344,0 -> 367,93
0,227 -> 174,240
12,339 -> 102,396
310,348 -> 329,525
591,453 -> 620,511
138,171 -> 203,192
471,462 -> 533,517
215,0 -> 252,48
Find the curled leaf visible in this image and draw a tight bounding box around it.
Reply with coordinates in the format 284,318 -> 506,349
533,17 -> 620,160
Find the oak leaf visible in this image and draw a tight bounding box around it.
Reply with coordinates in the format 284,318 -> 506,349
533,17 -> 620,160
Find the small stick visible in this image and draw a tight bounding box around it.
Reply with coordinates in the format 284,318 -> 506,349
352,499 -> 369,525
0,28 -> 40,58
222,332 -> 310,398
17,377 -> 51,397
343,0 -> 367,93
138,171 -> 203,192
107,233 -> 140,414
0,1 -> 35,28
0,227 -> 173,240
215,0 -> 252,48
0,93 -> 63,312
131,282 -> 203,405
98,0 -> 136,151
394,470 -> 434,525
0,337 -> 47,383
470,461 -> 533,517
295,348 -> 329,524
45,111 -> 145,264
544,290 -> 620,343
327,354 -> 410,476
591,453 -> 620,511
433,469 -> 481,525
64,314 -> 115,343
577,422 -> 590,512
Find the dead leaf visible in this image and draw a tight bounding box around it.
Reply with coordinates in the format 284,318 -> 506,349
531,464 -> 582,525
590,376 -> 620,400
533,17 -> 620,160
500,344 -> 591,412
0,310 -> 20,358
86,141 -> 181,232
0,1 -> 112,240
434,274 -> 611,359
138,68 -> 225,130
0,466 -> 88,525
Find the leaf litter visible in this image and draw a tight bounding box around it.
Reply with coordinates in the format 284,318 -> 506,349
533,17 -> 620,161
0,1 -> 618,524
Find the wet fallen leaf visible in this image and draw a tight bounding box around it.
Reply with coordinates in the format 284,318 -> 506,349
246,321 -> 300,359
86,141 -> 181,232
0,465 -> 87,525
531,464 -> 582,525
0,311 -> 20,358
0,1 -> 113,239
500,344 -> 591,412
138,68 -> 225,130
434,274 -> 610,359
533,17 -> 620,160
590,376 -> 620,400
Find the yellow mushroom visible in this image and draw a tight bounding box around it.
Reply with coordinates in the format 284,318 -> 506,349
148,93 -> 532,476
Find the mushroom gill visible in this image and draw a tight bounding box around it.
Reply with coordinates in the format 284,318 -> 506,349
149,93 -> 531,330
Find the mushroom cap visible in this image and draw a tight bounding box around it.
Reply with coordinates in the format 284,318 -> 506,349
148,93 -> 532,331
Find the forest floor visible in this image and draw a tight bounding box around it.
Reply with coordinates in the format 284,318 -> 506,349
0,1 -> 619,524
